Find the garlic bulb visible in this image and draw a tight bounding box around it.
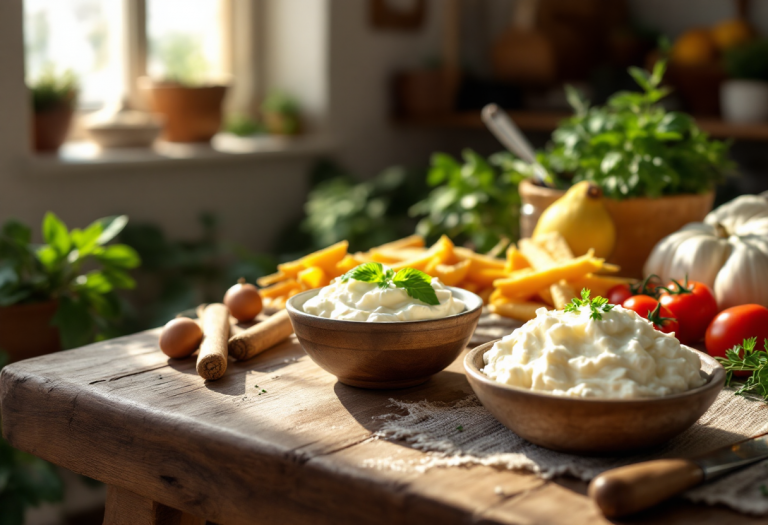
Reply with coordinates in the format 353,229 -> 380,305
644,193 -> 768,310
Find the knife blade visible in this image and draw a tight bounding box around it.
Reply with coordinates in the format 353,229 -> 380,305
589,433 -> 768,518
694,433 -> 768,479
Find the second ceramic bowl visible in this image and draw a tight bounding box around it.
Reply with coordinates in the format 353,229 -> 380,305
286,288 -> 483,389
465,341 -> 725,455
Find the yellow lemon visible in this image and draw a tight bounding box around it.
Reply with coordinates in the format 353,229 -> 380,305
533,181 -> 616,259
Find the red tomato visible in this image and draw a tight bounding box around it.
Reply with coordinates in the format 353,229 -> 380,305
622,295 -> 679,335
607,284 -> 633,305
706,305 -> 768,373
658,280 -> 718,345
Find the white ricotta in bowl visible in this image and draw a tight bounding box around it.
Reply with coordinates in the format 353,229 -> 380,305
301,273 -> 466,322
482,305 -> 706,399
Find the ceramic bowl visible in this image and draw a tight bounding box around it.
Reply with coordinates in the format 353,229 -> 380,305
286,288 -> 483,389
464,341 -> 725,455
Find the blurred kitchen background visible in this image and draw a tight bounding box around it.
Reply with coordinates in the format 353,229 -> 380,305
2,0 -> 768,523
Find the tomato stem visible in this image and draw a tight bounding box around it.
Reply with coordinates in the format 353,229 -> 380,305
658,275 -> 693,296
647,302 -> 675,327
632,274 -> 662,298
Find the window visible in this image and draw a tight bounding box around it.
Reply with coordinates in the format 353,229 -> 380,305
24,0 -> 125,109
146,0 -> 229,85
23,0 -> 231,111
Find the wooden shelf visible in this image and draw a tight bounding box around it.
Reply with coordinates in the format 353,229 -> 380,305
396,110 -> 768,141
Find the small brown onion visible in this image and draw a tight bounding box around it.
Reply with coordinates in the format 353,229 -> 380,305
224,277 -> 263,322
159,318 -> 203,359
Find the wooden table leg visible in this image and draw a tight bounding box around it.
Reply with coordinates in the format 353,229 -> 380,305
103,485 -> 205,525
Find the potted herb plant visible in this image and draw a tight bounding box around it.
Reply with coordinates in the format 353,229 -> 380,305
261,91 -> 302,135
141,34 -> 228,143
721,39 -> 768,123
516,61 -> 732,277
0,213 -> 140,361
29,68 -> 78,152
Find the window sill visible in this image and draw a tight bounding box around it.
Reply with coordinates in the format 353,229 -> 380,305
23,133 -> 335,175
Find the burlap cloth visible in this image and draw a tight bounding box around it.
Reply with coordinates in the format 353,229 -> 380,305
370,314 -> 768,514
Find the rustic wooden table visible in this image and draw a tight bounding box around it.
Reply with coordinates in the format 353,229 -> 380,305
0,325 -> 763,525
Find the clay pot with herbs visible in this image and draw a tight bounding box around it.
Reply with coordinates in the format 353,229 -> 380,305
515,61 -> 730,278
29,69 -> 78,152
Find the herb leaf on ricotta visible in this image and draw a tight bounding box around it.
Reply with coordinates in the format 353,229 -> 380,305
392,267 -> 440,306
342,262 -> 388,286
565,288 -> 615,321
341,263 -> 440,306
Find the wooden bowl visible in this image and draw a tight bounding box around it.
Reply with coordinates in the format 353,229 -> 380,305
464,341 -> 725,455
286,288 -> 483,389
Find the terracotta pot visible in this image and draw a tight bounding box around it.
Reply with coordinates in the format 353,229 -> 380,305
142,82 -> 227,143
519,179 -> 715,278
33,106 -> 74,152
0,301 -> 60,362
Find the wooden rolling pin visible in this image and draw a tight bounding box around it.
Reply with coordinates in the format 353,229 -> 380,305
196,303 -> 230,381
228,309 -> 294,361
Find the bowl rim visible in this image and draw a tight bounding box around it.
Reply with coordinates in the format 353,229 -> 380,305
464,339 -> 726,405
286,286 -> 483,326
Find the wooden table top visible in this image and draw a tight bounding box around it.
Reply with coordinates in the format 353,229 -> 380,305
0,324 -> 763,525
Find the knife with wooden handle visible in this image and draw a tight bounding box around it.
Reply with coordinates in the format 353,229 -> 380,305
589,433 -> 768,518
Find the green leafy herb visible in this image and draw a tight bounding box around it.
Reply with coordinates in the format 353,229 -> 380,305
725,39 -> 768,81
410,150 -> 524,252
0,213 -> 141,348
456,425 -> 464,432
715,337 -> 768,401
515,61 -> 733,199
341,263 -> 439,306
564,289 -> 615,321
28,66 -> 78,113
341,262 -> 390,287
391,267 -> 438,305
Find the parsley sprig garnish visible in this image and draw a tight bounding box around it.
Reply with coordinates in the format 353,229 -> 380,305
716,337 -> 768,401
340,262 -> 440,306
564,288 -> 615,321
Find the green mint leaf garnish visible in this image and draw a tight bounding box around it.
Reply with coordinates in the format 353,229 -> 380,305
341,262 -> 386,285
340,264 -> 440,306
565,288 -> 614,321
392,267 -> 440,306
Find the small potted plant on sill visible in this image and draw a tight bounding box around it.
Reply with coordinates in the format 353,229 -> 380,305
141,34 -> 228,143
721,39 -> 768,123
261,91 -> 302,136
29,68 -> 78,152
0,213 -> 140,361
